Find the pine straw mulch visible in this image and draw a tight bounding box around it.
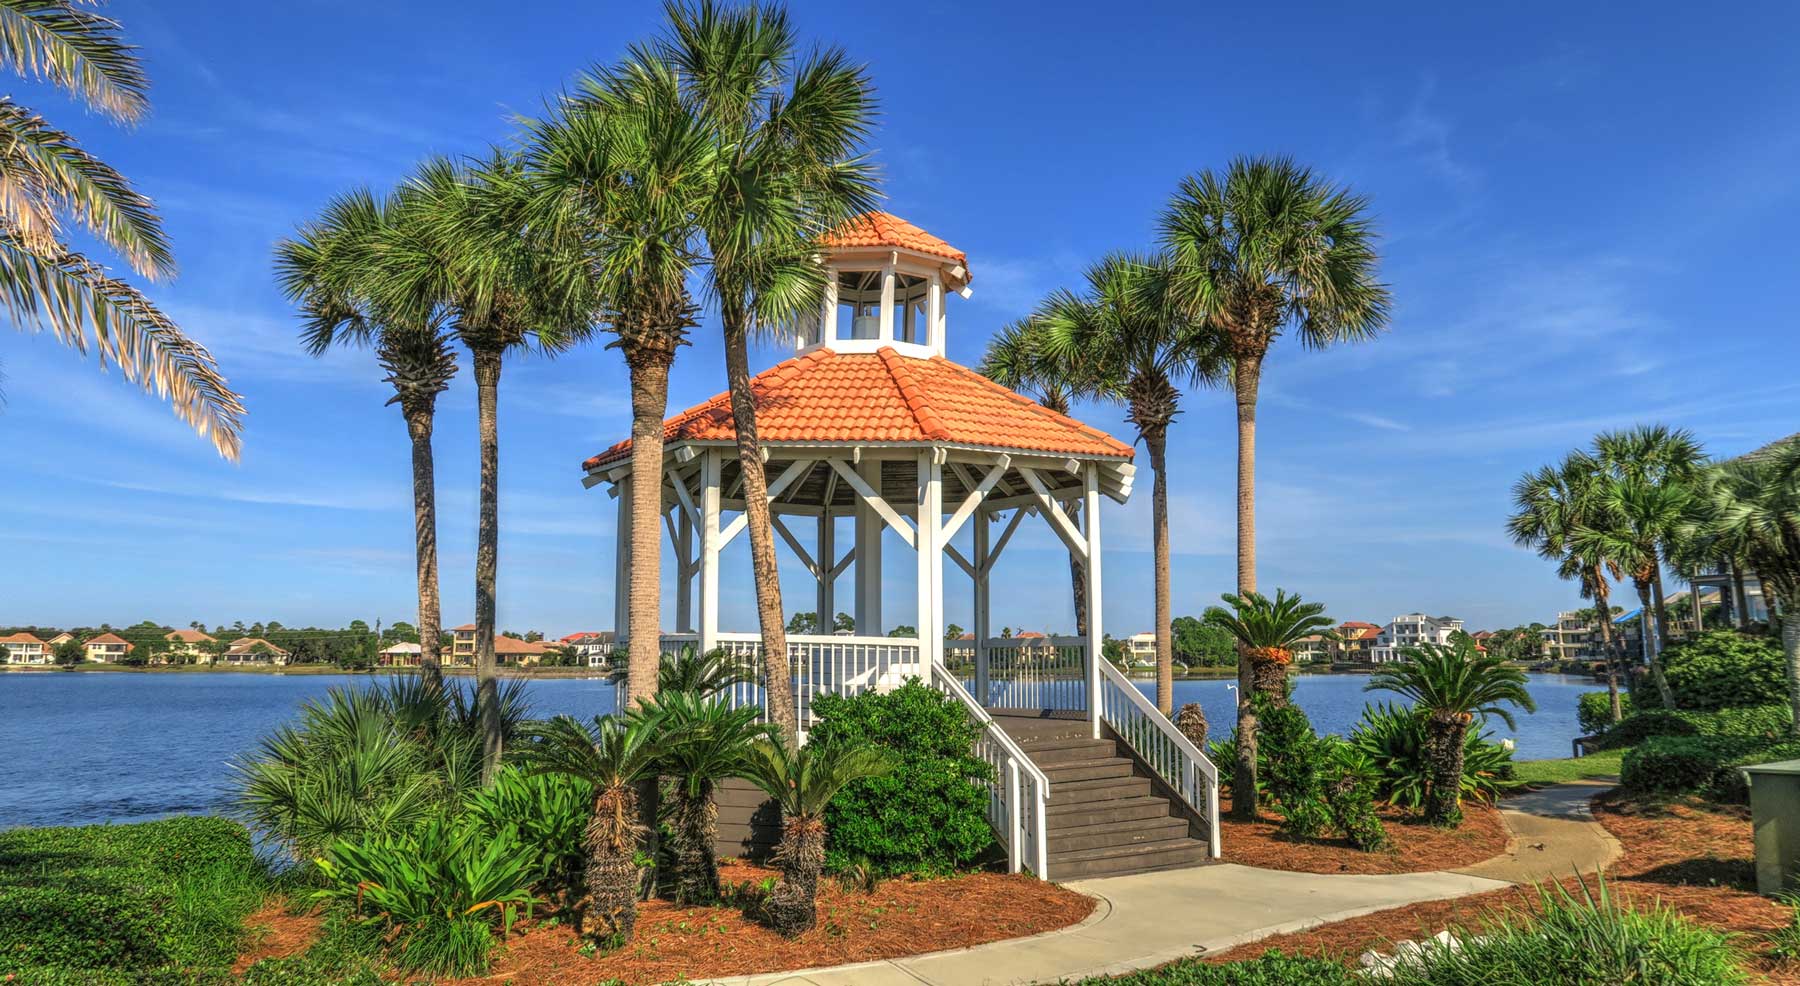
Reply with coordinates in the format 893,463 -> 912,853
233,902 -> 326,974
454,862 -> 1092,986
1205,792 -> 1800,984
1217,796 -> 1510,874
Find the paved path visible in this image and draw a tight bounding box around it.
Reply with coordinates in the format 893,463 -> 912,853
706,783 -> 1616,986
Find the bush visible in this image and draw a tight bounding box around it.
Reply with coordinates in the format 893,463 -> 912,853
465,766 -> 593,911
1616,734 -> 1800,801
0,816 -> 263,977
807,679 -> 996,874
1578,691 -> 1631,735
1349,703 -> 1518,812
1081,949 -> 1355,984
1249,695 -> 1387,851
1601,704 -> 1792,750
1651,630 -> 1785,711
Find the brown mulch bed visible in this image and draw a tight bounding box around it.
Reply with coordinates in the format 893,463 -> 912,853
232,902 -> 325,974
1207,792 -> 1800,983
462,862 -> 1092,986
1218,796 -> 1510,874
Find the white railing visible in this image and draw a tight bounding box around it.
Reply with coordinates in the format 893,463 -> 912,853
928,662 -> 1051,879
981,636 -> 1088,711
1097,659 -> 1221,858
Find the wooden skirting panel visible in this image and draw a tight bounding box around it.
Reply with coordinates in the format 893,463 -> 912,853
714,776 -> 780,861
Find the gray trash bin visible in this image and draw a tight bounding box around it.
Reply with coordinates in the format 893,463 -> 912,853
1741,758 -> 1800,895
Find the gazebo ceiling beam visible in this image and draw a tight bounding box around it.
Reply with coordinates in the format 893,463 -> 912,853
1018,465 -> 1088,561
718,458 -> 816,550
827,457 -> 917,548
942,454 -> 1010,543
945,542 -> 977,580
979,505 -> 1029,578
770,515 -> 818,576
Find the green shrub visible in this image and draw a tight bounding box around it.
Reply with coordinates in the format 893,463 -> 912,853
1094,950 -> 1356,984
807,679 -> 996,874
465,766 -> 593,910
1650,630 -> 1785,711
1349,703 -> 1518,811
1249,695 -> 1387,851
1578,690 -> 1631,734
1620,735 -> 1767,798
1601,704 -> 1792,750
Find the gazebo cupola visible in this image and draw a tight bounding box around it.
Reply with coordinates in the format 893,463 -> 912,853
794,211 -> 972,359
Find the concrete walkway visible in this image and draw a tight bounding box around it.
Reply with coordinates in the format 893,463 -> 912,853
706,783 -> 1615,986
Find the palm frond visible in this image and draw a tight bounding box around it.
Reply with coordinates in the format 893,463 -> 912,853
0,0 -> 149,121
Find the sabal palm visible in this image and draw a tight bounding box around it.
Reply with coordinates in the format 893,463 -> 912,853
1203,589 -> 1333,701
525,56 -> 713,710
654,0 -> 879,742
275,188 -> 457,672
1040,252 -> 1221,717
638,689 -> 769,902
0,0 -> 242,457
1683,441 -> 1800,736
981,316 -> 1118,637
1573,474 -> 1693,708
380,153 -> 592,781
1366,641 -> 1535,826
1507,450 -> 1627,722
740,738 -> 890,937
519,714 -> 663,942
1593,425 -> 1705,666
656,645 -> 757,697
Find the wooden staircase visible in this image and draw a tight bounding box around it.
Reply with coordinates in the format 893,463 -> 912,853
994,712 -> 1213,880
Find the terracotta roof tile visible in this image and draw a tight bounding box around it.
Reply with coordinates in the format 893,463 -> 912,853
85,632 -> 131,647
821,211 -> 967,268
583,348 -> 1132,470
165,629 -> 214,643
0,632 -> 45,645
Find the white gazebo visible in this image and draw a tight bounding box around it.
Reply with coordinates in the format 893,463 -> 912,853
582,212 -> 1218,875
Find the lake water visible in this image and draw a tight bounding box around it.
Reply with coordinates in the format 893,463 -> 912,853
0,670 -> 1592,830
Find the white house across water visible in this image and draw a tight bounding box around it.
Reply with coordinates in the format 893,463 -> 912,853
582,212 -> 1218,880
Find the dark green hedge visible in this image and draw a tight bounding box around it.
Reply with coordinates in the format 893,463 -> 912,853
1599,704 -> 1792,751
1638,631 -> 1786,711
808,679 -> 996,874
1577,691 -> 1631,735
1621,735 -> 1800,801
0,816 -> 263,977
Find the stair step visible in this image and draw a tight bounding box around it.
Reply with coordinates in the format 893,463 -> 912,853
1016,739 -> 1120,764
1039,758 -> 1136,783
1045,794 -> 1171,823
1045,816 -> 1189,853
1047,776 -> 1152,805
1049,838 -> 1212,880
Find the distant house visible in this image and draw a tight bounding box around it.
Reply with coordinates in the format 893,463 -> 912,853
1370,614 -> 1464,663
83,632 -> 134,664
379,641 -> 423,666
495,635 -> 551,667
1540,612 -> 1603,663
447,624 -> 477,666
561,632 -> 615,668
1125,631 -> 1157,666
163,629 -> 216,664
1334,622 -> 1383,662
222,637 -> 290,666
0,632 -> 51,665
45,632 -> 75,648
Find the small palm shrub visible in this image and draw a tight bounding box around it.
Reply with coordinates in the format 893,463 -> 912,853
465,766 -> 594,915
1203,590 -> 1334,700
637,690 -> 769,902
312,816 -> 541,976
808,680 -> 996,874
1350,703 -> 1518,812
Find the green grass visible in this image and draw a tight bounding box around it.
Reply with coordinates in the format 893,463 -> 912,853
1512,748 -> 1625,787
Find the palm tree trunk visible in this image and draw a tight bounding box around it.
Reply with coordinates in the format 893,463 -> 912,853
1731,559 -> 1750,627
1650,564 -> 1673,657
672,782 -> 721,904
584,788 -> 641,943
1146,426 -> 1174,716
1425,715 -> 1467,827
1070,550 -> 1088,638
1636,580 -> 1675,708
723,317 -> 797,742
625,349 -> 674,708
404,406 -> 444,675
1591,584 -> 1622,723
1231,353 -> 1262,820
1782,606 -> 1800,740
472,347 -> 503,784
767,819 -> 824,937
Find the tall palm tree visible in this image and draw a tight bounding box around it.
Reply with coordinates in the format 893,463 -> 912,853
1202,589 -> 1334,702
980,317 -> 1118,637
518,713 -> 663,942
654,0 -> 879,742
1594,425 -> 1705,665
740,738 -> 889,937
1366,640 -> 1535,827
275,188 -> 457,673
526,56 -> 713,711
1159,157 -> 1389,817
1572,474 -> 1687,708
638,689 -> 769,902
1684,440 -> 1800,737
0,0 -> 243,457
1039,253 -> 1222,718
1507,450 -> 1627,723
379,154 -> 592,782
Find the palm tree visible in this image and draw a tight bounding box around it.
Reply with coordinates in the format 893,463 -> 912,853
275,188 -> 457,673
980,317 -> 1118,637
1593,425 -> 1705,667
1039,253 -> 1222,717
0,0 -> 243,457
653,644 -> 756,696
638,689 -> 769,902
379,153 -> 592,781
525,56 -> 713,711
1683,440 -> 1800,737
1202,589 -> 1334,701
654,0 -> 879,743
1365,640 -> 1535,826
1507,450 -> 1627,723
518,714 -> 663,942
740,738 -> 890,937
1158,157 -> 1389,817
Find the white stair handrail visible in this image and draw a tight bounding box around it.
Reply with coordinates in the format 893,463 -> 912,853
1096,659 -> 1222,858
928,661 -> 1051,878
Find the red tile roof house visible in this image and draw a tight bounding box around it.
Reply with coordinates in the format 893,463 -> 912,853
0,632 -> 51,665
221,637 -> 290,666
82,632 -> 135,664
578,212 -> 1218,880
495,635 -> 552,667
162,628 -> 217,665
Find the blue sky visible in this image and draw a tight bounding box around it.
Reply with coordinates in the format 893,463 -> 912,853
6,1 -> 1800,637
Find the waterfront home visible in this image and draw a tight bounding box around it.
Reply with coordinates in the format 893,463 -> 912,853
495,634 -> 551,666
222,637 -> 290,665
83,632 -> 134,664
578,213 -> 1218,880
45,632 -> 75,648
378,641 -> 423,666
1125,631 -> 1156,666
0,632 -> 51,665
561,631 -> 614,668
1369,613 -> 1464,663
446,624 -> 476,666
162,629 -> 216,664
1541,611 -> 1603,662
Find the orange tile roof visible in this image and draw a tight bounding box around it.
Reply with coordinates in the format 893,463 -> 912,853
85,632 -> 132,647
0,632 -> 45,645
452,624 -> 477,632
821,211 -> 967,268
165,629 -> 214,643
495,635 -> 551,655
583,348 -> 1132,469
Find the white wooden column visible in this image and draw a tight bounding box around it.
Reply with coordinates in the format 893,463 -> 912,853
917,450 -> 944,665
927,273 -> 944,354
973,505 -> 991,704
854,458 -> 883,634
1084,464 -> 1104,738
878,253 -> 897,343
613,483 -> 632,643
698,449 -> 722,654
675,506 -> 693,633
816,512 -> 835,631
